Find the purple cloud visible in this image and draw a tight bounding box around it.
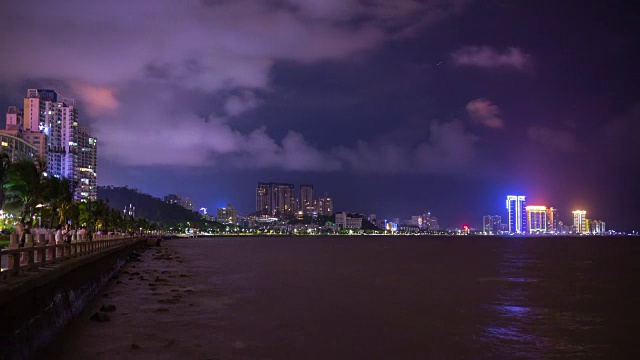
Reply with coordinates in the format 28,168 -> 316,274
451,46 -> 531,70
0,0 -> 474,173
334,120 -> 478,173
466,98 -> 504,129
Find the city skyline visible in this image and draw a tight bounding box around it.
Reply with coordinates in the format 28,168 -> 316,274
1,1 -> 639,230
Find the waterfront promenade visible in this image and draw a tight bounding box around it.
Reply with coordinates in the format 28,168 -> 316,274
0,233 -> 147,359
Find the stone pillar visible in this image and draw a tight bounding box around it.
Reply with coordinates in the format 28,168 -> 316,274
8,234 -> 20,270
24,234 -> 35,268
37,234 -> 46,265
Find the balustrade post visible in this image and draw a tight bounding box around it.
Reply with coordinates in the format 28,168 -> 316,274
37,234 -> 46,265
49,237 -> 57,263
45,233 -> 54,262
7,234 -> 19,274
25,234 -> 35,269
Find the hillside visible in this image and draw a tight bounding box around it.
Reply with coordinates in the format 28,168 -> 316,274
97,185 -> 215,228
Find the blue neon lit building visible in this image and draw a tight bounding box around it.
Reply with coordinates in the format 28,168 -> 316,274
506,195 -> 527,234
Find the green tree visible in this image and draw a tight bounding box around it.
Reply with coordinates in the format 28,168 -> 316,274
4,159 -> 45,222
0,153 -> 10,210
42,176 -> 76,228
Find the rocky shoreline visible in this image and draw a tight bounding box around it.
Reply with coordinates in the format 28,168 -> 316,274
39,242 -> 207,360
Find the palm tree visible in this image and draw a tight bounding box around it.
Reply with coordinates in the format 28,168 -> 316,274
4,159 -> 44,221
0,153 -> 11,210
42,176 -> 75,228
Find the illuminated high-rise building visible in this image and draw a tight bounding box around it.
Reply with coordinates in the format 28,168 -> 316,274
546,207 -> 558,233
316,194 -> 334,217
217,203 -> 238,224
525,206 -> 547,233
256,182 -> 295,218
17,89 -> 97,201
482,215 -> 501,234
572,210 -> 587,234
300,184 -> 314,216
506,195 -> 527,233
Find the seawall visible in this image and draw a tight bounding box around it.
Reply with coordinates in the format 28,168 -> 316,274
0,238 -> 147,360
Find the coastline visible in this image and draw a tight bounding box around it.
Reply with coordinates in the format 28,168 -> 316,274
39,240 -> 233,360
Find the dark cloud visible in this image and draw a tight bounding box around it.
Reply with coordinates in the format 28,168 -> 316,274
450,46 -> 531,71
527,126 -> 578,153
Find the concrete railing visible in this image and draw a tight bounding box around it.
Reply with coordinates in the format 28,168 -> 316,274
0,233 -> 137,278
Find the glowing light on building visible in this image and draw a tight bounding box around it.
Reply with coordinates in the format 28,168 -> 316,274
525,205 -> 547,233
506,195 -> 527,233
572,210 -> 587,234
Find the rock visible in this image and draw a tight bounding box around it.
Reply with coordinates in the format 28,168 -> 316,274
101,304 -> 117,312
179,274 -> 189,278
158,298 -> 179,304
116,280 -> 123,284
154,277 -> 169,283
90,312 -> 110,322
131,343 -> 141,350
165,339 -> 176,347
154,308 -> 169,313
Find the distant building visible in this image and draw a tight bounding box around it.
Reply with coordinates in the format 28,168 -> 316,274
315,194 -> 333,217
546,207 -> 558,233
164,194 -> 181,204
506,195 -> 527,233
572,210 -> 587,234
3,105 -> 47,160
368,214 -> 377,224
217,204 -> 238,224
123,204 -> 135,218
335,212 -> 362,230
5,88 -> 98,202
256,182 -> 295,218
75,126 -> 98,200
482,215 -> 501,234
422,212 -> 439,231
525,206 -> 547,233
0,132 -> 37,162
24,89 -> 97,201
589,219 -> 606,234
181,197 -> 195,211
300,184 -> 314,216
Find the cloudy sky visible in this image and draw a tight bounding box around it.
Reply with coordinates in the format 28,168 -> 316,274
1,0 -> 639,229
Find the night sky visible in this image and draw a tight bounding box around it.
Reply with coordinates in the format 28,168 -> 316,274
1,0 -> 639,230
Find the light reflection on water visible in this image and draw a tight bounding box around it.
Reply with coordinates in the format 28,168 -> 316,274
480,244 -> 603,358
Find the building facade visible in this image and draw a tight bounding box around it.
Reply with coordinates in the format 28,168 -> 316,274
335,212 -> 362,229
164,194 -> 181,204
0,132 -> 38,162
546,207 -> 558,233
315,195 -> 334,217
217,204 -> 238,224
525,206 -> 547,233
506,195 -> 527,233
572,210 -> 587,234
7,89 -> 98,201
256,182 -> 295,218
482,215 -> 501,234
299,184 -> 314,216
75,126 -> 97,200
